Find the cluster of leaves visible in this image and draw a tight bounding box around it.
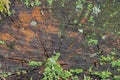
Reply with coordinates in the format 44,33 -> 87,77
92,70 -> 112,79
85,32 -> 98,45
0,71 -> 12,78
0,0 -> 11,16
28,61 -> 42,67
42,55 -> 72,80
99,51 -> 120,67
0,40 -> 5,44
22,0 -> 41,7
97,50 -> 120,79
111,59 -> 120,67
28,53 -> 83,80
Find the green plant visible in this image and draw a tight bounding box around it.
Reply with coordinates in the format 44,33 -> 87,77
0,71 -> 11,78
117,68 -> 120,72
92,5 -> 101,15
87,39 -> 98,45
76,0 -> 86,12
42,53 -> 84,80
92,70 -> 112,79
99,55 -> 114,65
71,76 -> 79,80
23,0 -> 41,7
24,0 -> 29,7
47,0 -> 53,6
99,55 -> 114,62
85,33 -> 98,45
113,75 -> 120,80
70,69 -> 83,74
34,0 -> 41,6
111,59 -> 120,67
83,75 -> 91,80
30,77 -> 33,80
0,40 -> 5,44
0,0 -> 11,16
28,53 -> 83,80
28,61 -> 42,67
16,70 -> 27,76
42,53 -> 72,80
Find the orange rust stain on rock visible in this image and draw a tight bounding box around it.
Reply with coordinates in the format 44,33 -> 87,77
32,7 -> 43,21
20,29 -> 35,38
15,45 -> 33,52
0,33 -> 15,41
80,18 -> 87,24
67,31 -> 78,37
12,21 -> 19,29
20,29 -> 35,42
45,25 -> 59,34
19,12 -> 32,27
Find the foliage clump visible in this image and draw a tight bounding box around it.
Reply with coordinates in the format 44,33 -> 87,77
0,0 -> 11,16
29,53 -> 83,80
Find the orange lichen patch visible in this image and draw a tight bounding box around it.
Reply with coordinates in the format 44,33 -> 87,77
20,29 -> 35,38
0,33 -> 15,41
80,18 -> 87,24
67,31 -> 78,37
45,25 -> 59,34
32,7 -> 43,21
67,42 -> 75,50
19,12 -> 32,27
12,21 -> 19,29
15,45 -> 33,52
19,29 -> 35,42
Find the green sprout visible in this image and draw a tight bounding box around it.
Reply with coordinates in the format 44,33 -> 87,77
92,5 -> 101,15
28,61 -> 42,67
0,40 -> 5,44
92,71 -> 112,79
23,0 -> 41,7
111,59 -> 120,67
88,39 -> 98,45
99,55 -> 114,62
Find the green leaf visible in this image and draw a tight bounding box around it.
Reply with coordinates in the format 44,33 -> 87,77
92,71 -> 112,79
24,0 -> 29,7
0,0 -> 11,16
0,40 -> 5,44
35,0 -> 41,6
31,2 -> 34,7
111,60 -> 120,67
113,75 -> 120,80
52,52 -> 60,61
88,39 -> 98,45
28,61 -> 42,67
47,0 -> 53,6
62,70 -> 72,79
70,69 -> 83,74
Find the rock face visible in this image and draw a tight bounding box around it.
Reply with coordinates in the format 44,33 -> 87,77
0,1 -> 120,80
0,1 -> 87,72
